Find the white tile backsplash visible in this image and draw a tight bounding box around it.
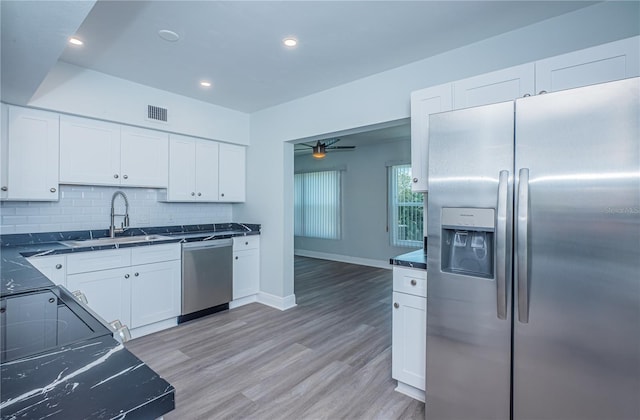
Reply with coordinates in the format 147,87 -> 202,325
0,185 -> 233,234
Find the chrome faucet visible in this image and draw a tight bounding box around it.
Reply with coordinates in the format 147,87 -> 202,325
110,191 -> 130,237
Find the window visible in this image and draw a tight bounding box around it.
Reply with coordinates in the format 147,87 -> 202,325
390,164 -> 423,247
294,170 -> 341,239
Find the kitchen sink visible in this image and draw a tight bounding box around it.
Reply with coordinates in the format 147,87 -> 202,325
59,234 -> 173,248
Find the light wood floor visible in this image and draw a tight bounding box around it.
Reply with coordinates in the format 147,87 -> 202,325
126,256 -> 425,420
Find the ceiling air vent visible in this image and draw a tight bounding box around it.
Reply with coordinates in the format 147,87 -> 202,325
147,105 -> 168,123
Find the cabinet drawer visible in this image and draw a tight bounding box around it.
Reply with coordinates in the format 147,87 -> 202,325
27,255 -> 67,286
393,266 -> 427,297
131,243 -> 180,265
66,249 -> 131,274
233,235 -> 259,251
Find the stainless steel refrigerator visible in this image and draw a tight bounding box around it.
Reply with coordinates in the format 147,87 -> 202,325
426,77 -> 639,420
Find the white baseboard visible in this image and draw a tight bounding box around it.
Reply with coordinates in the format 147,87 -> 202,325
294,249 -> 391,269
395,381 -> 425,402
229,294 -> 258,309
130,318 -> 177,339
257,292 -> 297,311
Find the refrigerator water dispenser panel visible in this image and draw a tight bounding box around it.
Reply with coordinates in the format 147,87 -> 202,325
441,208 -> 495,279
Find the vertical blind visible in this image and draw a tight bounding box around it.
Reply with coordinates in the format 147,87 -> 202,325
390,164 -> 423,247
294,170 -> 341,239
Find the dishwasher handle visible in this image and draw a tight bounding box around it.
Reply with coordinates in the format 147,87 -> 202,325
181,238 -> 233,250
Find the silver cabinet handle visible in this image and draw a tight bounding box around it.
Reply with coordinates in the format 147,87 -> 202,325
55,264 -> 62,269
1,186 -> 7,191
538,90 -> 547,95
124,274 -> 130,279
134,272 -> 139,277
114,174 -> 119,179
523,93 -> 531,97
235,256 -> 239,260
123,175 -> 128,179
221,193 -> 225,197
191,192 -> 195,196
393,302 -> 399,309
516,168 -> 530,323
410,279 -> 417,286
245,241 -> 248,245
496,170 -> 509,320
412,178 -> 418,183
50,187 -> 57,193
197,192 -> 202,196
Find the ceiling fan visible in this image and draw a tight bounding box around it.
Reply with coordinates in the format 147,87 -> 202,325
295,138 -> 355,159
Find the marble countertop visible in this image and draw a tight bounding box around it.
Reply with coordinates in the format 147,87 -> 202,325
0,222 -> 260,419
1,335 -> 175,420
390,249 -> 427,270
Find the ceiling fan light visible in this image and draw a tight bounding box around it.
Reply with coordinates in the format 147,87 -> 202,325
312,143 -> 326,159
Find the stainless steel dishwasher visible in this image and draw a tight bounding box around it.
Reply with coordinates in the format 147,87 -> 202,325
179,238 -> 233,324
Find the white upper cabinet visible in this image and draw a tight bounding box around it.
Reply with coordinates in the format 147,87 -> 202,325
410,83 -> 453,192
195,138 -> 220,201
1,105 -> 60,201
167,134 -> 219,202
218,143 -> 246,202
453,63 -> 535,109
60,115 -> 168,188
535,36 -> 640,94
120,126 -> 168,188
59,115 -> 120,185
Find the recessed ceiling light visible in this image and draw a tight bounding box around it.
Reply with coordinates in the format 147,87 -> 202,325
69,37 -> 83,46
283,37 -> 298,47
200,81 -> 212,88
158,29 -> 180,42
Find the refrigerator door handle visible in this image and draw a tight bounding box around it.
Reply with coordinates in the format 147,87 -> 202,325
516,168 -> 530,323
496,170 -> 509,320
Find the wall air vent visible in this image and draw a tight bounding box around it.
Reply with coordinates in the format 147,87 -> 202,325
147,105 -> 168,123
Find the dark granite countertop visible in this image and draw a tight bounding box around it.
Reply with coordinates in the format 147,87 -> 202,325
390,249 -> 427,270
1,222 -> 261,296
1,335 -> 174,420
0,222 -> 260,419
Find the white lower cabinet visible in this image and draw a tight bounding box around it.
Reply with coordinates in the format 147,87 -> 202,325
65,244 -> 181,337
232,236 -> 260,301
130,260 -> 181,328
67,266 -> 132,329
392,266 -> 427,402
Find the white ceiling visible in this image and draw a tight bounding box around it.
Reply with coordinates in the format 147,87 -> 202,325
2,0 -> 598,114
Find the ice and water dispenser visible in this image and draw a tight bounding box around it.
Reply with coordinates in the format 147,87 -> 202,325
441,208 -> 495,279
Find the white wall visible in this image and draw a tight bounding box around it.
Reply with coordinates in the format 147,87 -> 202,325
0,185 -> 232,234
28,62 -> 250,145
235,2 -> 640,302
294,139 -> 414,266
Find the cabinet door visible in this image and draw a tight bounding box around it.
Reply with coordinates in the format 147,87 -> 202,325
130,260 -> 181,328
194,139 -> 219,201
167,135 -> 197,201
120,126 -> 168,188
233,248 -> 259,300
218,143 -> 246,202
410,83 -> 453,192
453,63 -> 535,109
67,267 -> 131,326
392,291 -> 426,391
2,106 -> 59,201
535,36 -> 639,93
27,255 -> 66,287
60,115 -> 121,185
